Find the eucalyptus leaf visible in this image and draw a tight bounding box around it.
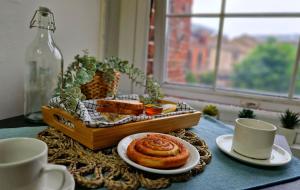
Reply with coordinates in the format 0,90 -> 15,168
55,52 -> 163,115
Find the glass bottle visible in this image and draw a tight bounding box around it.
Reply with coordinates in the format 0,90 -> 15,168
25,7 -> 63,122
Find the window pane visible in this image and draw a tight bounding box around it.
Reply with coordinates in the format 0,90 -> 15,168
165,17 -> 219,86
226,0 -> 300,13
167,0 -> 221,14
216,18 -> 300,96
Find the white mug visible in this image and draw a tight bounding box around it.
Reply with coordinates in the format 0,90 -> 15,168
0,137 -> 70,190
232,118 -> 277,159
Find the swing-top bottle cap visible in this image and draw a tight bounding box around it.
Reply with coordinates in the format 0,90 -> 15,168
38,7 -> 51,16
29,6 -> 56,32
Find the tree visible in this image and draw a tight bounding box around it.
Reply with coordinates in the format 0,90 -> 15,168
232,38 -> 297,93
200,71 -> 214,85
185,72 -> 198,84
185,71 -> 215,85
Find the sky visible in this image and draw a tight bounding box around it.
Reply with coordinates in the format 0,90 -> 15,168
189,0 -> 300,38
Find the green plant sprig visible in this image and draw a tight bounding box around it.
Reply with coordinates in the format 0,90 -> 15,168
97,56 -> 163,103
54,53 -> 98,113
55,52 -> 163,114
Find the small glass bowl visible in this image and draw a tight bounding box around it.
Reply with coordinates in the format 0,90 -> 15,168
144,104 -> 163,116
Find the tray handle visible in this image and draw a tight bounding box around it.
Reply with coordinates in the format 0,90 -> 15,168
42,106 -> 86,133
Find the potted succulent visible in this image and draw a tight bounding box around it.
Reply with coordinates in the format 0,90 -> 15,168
238,109 -> 256,119
202,105 -> 219,119
277,109 -> 300,145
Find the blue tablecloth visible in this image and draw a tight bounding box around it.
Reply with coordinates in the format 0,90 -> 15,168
1,116 -> 300,190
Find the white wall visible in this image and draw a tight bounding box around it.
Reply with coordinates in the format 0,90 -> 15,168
117,0 -> 150,95
0,0 -> 100,119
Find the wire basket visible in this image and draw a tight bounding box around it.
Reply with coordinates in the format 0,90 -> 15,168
80,71 -> 120,99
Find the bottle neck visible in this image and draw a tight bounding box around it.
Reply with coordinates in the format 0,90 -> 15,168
35,28 -> 54,43
33,13 -> 55,44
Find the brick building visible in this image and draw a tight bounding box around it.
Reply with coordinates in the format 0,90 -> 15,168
166,0 -> 193,83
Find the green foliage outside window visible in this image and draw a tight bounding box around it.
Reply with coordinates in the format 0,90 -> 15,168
232,38 -> 298,93
185,72 -> 198,84
199,72 -> 214,85
184,38 -> 298,93
185,71 -> 214,85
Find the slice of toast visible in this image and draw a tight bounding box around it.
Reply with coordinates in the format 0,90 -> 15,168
96,99 -> 144,115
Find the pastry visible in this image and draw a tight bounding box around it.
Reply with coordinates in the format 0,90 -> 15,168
162,104 -> 177,114
97,99 -> 144,115
127,134 -> 189,169
101,112 -> 130,122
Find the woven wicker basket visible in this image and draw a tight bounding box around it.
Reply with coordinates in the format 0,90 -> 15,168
80,71 -> 120,99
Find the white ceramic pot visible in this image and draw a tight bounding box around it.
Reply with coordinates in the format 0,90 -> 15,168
277,126 -> 297,145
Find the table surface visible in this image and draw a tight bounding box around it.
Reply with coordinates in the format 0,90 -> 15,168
0,115 -> 299,190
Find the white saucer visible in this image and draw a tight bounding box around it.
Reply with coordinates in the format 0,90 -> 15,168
117,132 -> 200,174
44,168 -> 75,190
216,134 -> 292,166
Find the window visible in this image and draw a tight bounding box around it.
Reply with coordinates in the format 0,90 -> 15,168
153,0 -> 300,111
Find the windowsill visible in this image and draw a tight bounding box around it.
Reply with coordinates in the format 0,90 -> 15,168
164,95 -> 281,124
161,83 -> 300,113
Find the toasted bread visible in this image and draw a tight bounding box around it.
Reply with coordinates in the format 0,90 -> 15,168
96,99 -> 144,115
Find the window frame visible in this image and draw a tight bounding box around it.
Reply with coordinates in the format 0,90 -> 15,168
153,0 -> 300,112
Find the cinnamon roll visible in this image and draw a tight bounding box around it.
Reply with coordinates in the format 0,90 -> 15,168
127,134 -> 189,169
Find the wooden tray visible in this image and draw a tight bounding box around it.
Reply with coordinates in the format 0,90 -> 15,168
42,106 -> 201,150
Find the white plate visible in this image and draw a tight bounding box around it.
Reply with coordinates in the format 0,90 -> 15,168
44,169 -> 75,190
216,134 -> 292,166
117,132 -> 200,174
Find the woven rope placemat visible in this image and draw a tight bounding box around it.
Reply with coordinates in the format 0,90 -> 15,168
37,128 -> 212,190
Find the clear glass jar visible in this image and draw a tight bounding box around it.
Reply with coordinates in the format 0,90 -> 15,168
25,7 -> 63,122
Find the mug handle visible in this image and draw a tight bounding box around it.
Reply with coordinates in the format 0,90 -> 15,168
42,164 -> 69,190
